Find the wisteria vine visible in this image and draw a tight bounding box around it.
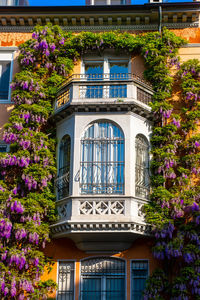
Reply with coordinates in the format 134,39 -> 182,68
1,23 -> 196,299
144,53 -> 200,298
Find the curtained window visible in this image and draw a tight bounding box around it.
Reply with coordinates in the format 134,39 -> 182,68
80,257 -> 125,300
80,121 -> 124,194
135,135 -> 150,199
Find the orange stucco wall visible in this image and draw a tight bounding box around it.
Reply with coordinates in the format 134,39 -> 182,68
171,28 -> 200,43
42,237 -> 159,300
0,32 -> 32,47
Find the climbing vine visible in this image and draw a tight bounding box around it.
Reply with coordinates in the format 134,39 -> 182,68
1,23 -> 199,299
143,55 -> 200,298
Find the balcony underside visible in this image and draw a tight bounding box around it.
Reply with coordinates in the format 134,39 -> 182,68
52,100 -> 152,122
51,220 -> 151,252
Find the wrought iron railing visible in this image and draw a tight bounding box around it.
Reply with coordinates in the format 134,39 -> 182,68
60,73 -> 152,87
80,161 -> 124,195
55,166 -> 70,200
55,73 -> 153,110
135,165 -> 150,199
137,87 -> 152,105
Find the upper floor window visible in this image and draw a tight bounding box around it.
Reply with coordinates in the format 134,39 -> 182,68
135,135 -> 150,199
0,50 -> 14,102
56,135 -> 71,200
80,121 -> 124,195
80,257 -> 125,300
85,62 -> 103,80
109,61 -> 128,80
82,56 -> 129,100
83,56 -> 129,80
0,62 -> 10,100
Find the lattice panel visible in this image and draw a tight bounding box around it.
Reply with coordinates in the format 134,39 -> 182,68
79,200 -> 125,215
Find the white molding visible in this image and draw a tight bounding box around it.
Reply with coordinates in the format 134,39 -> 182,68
0,49 -> 16,104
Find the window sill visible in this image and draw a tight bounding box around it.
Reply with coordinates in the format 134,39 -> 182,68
0,100 -> 13,104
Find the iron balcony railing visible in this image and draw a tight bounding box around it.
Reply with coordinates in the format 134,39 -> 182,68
80,161 -> 124,195
55,166 -> 70,201
55,73 -> 153,110
60,73 -> 152,86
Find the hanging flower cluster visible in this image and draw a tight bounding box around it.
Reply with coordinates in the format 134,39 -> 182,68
144,37 -> 200,298
0,24 -> 75,299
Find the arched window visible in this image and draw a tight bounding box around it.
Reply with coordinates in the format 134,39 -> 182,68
56,135 -> 71,200
135,135 -> 150,199
80,121 -> 124,194
80,257 -> 126,300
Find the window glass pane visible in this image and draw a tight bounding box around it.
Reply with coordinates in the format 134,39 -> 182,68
109,85 -> 127,98
110,62 -> 128,80
85,64 -> 103,80
82,277 -> 101,300
59,135 -> 71,175
0,62 -> 10,100
132,260 -> 148,300
81,122 -> 124,194
57,262 -> 74,300
81,258 -> 125,300
85,85 -> 103,98
57,135 -> 71,200
135,135 -> 150,199
106,277 -> 125,300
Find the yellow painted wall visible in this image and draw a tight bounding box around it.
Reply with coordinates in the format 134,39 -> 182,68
179,46 -> 200,62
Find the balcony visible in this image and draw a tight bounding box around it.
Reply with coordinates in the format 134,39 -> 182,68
54,73 -> 153,115
51,194 -> 151,251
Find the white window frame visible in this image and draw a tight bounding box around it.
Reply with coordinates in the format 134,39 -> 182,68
56,260 -> 76,300
0,48 -> 16,103
81,54 -> 131,77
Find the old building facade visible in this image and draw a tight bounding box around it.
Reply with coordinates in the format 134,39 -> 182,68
0,1 -> 200,299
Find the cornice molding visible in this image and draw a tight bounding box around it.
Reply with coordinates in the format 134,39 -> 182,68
51,220 -> 151,236
0,22 -> 198,33
0,4 -> 198,32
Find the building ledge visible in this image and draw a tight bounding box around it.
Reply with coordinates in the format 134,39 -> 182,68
51,220 -> 151,251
